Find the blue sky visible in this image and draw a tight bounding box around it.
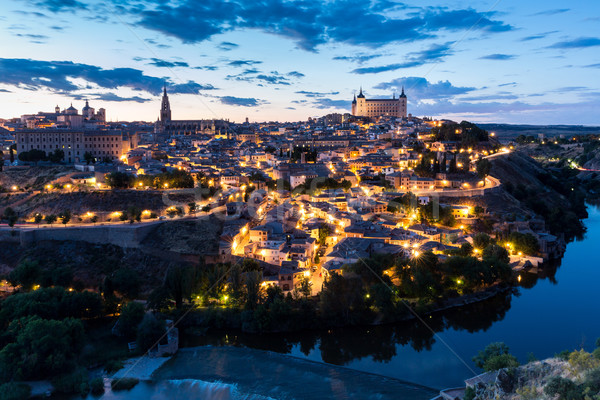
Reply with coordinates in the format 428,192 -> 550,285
0,0 -> 599,124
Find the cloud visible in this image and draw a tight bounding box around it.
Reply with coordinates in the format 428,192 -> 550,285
584,63 -> 600,68
548,37 -> 600,49
311,98 -> 349,109
228,59 -> 263,67
226,69 -> 299,86
375,77 -> 476,100
287,71 -> 305,78
0,89 -> 12,93
530,9 -> 570,16
83,92 -> 150,103
0,58 -> 214,96
333,54 -> 383,64
498,82 -> 517,87
145,38 -> 171,49
460,94 -> 519,101
352,42 -> 453,74
27,0 -> 86,12
73,1 -> 512,51
218,96 -> 265,107
13,33 -> 49,43
148,58 -> 189,68
296,90 -> 340,98
217,41 -> 238,51
479,54 -> 516,60
520,31 -> 559,41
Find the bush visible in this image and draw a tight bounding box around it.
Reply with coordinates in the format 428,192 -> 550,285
52,368 -> 89,395
464,386 -> 475,400
0,383 -> 31,400
483,353 -> 519,372
111,377 -> 139,391
104,359 -> 124,374
544,377 -> 582,400
136,314 -> 166,352
473,342 -> 511,369
117,302 -> 145,338
90,377 -> 105,395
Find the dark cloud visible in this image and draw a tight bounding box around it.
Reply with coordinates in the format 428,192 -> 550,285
352,42 -> 453,74
584,63 -> 600,68
530,9 -> 570,16
148,58 -> 189,68
0,89 -> 12,93
13,33 -> 49,42
0,58 -> 214,96
83,93 -> 150,103
226,69 -> 296,86
218,96 -> 265,107
479,54 -> 516,60
50,25 -> 64,31
217,41 -> 239,51
287,71 -> 305,78
548,37 -> 600,49
13,10 -> 48,18
83,1 -> 512,51
498,82 -> 517,87
375,77 -> 476,100
460,94 -> 519,101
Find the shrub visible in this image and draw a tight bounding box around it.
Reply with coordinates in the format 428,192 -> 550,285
483,353 -> 519,372
104,359 -> 124,374
464,386 -> 475,400
111,377 -> 139,391
52,368 -> 89,395
544,377 -> 582,400
89,377 -> 105,395
0,383 -> 31,400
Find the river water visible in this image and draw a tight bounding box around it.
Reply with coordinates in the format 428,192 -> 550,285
76,204 -> 600,399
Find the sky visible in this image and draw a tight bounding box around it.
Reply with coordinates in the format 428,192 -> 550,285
0,0 -> 599,125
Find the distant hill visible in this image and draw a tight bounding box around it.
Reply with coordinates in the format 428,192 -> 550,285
478,124 -> 600,140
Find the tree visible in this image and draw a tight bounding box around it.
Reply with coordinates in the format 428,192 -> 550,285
83,151 -> 94,165
508,232 -> 539,255
318,223 -> 331,246
105,172 -> 134,189
188,202 -> 197,215
298,276 -> 312,299
201,205 -> 211,213
473,342 -> 519,371
48,149 -> 65,163
245,270 -> 263,310
473,205 -> 485,217
319,273 -> 366,324
0,150 -> 4,172
10,144 -> 18,163
45,214 -> 57,225
476,159 -> 492,182
482,244 -> 510,264
4,207 -> 18,228
136,314 -> 165,352
117,302 -> 145,338
110,268 -> 141,299
0,316 -> 84,381
7,260 -> 40,291
472,233 -> 491,250
165,264 -> 197,308
59,210 -> 71,226
90,215 -> 98,224
34,213 -> 43,225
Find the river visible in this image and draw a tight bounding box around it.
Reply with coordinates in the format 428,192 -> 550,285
76,204 -> 600,399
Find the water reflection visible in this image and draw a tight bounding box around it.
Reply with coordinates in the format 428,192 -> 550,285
181,289 -> 515,366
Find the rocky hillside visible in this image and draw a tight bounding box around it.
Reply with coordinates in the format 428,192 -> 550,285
4,190 -> 197,216
0,166 -> 73,190
468,349 -> 600,400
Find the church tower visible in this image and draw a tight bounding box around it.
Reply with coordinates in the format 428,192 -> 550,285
160,84 -> 171,123
399,86 -> 407,118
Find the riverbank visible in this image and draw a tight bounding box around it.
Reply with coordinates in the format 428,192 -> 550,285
111,355 -> 172,381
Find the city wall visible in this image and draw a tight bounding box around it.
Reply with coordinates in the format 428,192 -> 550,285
0,222 -> 160,248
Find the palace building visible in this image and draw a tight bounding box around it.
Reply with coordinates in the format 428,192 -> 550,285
351,87 -> 407,118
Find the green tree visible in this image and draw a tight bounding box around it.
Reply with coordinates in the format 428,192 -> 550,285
298,276 -> 313,299
34,213 -> 43,225
48,149 -> 65,163
7,260 -> 40,291
473,342 -> 519,371
245,270 -> 263,310
482,244 -> 510,264
45,214 -> 57,225
319,273 -> 366,324
508,232 -> 539,255
110,268 -> 141,299
318,223 -> 331,246
59,210 -> 71,226
83,151 -> 94,165
0,316 -> 84,381
105,172 -> 134,188
476,158 -> 492,182
472,232 -> 491,250
188,202 -> 197,215
136,314 -> 165,352
117,302 -> 145,338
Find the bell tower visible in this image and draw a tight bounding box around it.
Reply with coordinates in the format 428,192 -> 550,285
160,84 -> 171,123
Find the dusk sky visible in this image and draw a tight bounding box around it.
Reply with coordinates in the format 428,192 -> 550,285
1,0 -> 599,124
